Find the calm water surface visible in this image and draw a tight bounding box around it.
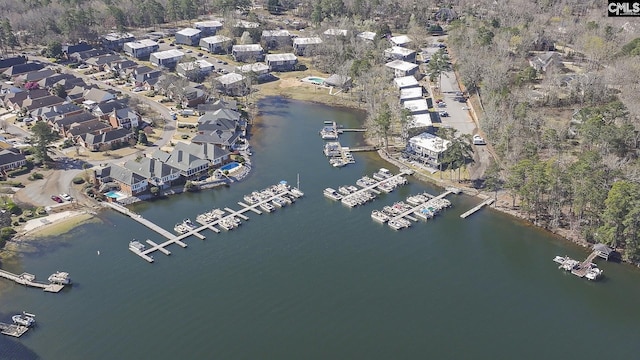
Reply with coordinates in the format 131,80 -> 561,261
1,97 -> 639,359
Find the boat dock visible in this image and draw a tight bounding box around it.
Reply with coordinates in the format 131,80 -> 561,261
0,269 -> 66,293
553,250 -> 604,280
338,128 -> 367,133
571,251 -> 599,278
460,198 -> 495,219
383,190 -> 454,230
331,169 -> 412,207
0,323 -> 29,337
348,146 -> 378,152
108,183 -> 304,263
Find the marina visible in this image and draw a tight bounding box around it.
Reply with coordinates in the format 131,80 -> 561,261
324,169 -> 412,207
373,190 -> 454,230
0,268 -> 68,293
323,141 -> 356,168
108,182 -> 305,263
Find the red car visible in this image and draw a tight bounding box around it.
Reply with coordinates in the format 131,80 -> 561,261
51,195 -> 63,203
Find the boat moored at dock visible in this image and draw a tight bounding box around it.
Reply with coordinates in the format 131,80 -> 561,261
12,312 -> 35,327
324,188 -> 343,201
48,271 -> 71,285
129,240 -> 146,254
260,202 -> 275,213
371,210 -> 390,223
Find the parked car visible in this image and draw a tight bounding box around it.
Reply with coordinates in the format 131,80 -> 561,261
439,111 -> 449,117
473,135 -> 486,145
51,195 -> 63,203
437,102 -> 446,108
60,193 -> 73,201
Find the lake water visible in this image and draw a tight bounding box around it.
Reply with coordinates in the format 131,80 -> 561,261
1,97 -> 640,359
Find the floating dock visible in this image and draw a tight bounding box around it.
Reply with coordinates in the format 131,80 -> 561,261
329,169 -> 412,207
0,323 -> 29,337
0,269 -> 66,293
382,191 -> 454,230
107,183 -> 304,263
460,198 -> 494,219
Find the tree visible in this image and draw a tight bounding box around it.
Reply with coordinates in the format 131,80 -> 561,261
426,49 -> 451,92
53,83 -> 67,99
597,181 -> 640,260
138,130 -> 148,145
374,103 -> 391,152
268,0 -> 281,14
30,121 -> 57,163
44,41 -> 62,59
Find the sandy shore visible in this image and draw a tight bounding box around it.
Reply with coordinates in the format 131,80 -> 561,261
17,210 -> 99,239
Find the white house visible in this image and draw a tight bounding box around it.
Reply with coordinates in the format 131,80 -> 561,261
194,20 -> 223,36
199,36 -> 232,54
123,39 -> 159,59
400,87 -> 423,103
261,29 -> 292,49
175,28 -> 202,46
384,46 -> 417,63
407,132 -> 450,166
403,99 -> 429,114
150,49 -> 185,68
215,73 -> 247,96
393,75 -> 419,89
293,37 -> 323,56
236,62 -> 271,80
385,60 -> 419,78
176,59 -> 215,78
102,32 -> 135,50
389,35 -> 413,47
264,53 -> 298,72
323,28 -> 349,37
357,31 -> 377,41
232,44 -> 264,62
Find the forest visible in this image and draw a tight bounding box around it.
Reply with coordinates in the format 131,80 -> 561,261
0,0 -> 638,260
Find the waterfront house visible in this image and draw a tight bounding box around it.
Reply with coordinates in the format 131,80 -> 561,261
197,98 -> 238,114
385,60 -> 419,78
171,142 -> 230,168
593,243 -> 613,260
123,39 -> 159,59
194,20 -> 223,36
176,60 -> 215,79
101,32 -> 135,51
384,46 -> 417,63
123,157 -> 181,189
94,164 -> 148,196
109,107 -> 140,129
0,148 -> 26,173
79,127 -> 135,151
175,28 -> 202,46
393,75 -> 419,89
261,29 -> 292,49
403,99 -> 430,115
357,31 -> 377,42
264,53 -> 297,72
156,143 -> 211,178
324,74 -> 352,89
192,109 -> 242,150
407,132 -> 450,166
214,73 -> 247,96
292,37 -> 322,56
232,44 -> 264,62
199,35 -> 233,54
389,35 -> 413,47
150,50 -> 185,69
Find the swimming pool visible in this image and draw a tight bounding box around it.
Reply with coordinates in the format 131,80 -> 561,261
105,191 -> 126,199
308,77 -> 325,84
220,162 -> 241,172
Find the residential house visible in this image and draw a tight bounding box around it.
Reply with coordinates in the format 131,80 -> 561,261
129,65 -> 161,85
175,28 -> 202,46
199,35 -> 233,54
236,62 -> 271,81
109,107 -> 140,129
101,32 -> 135,50
3,62 -> 45,78
66,85 -> 93,103
181,87 -> 208,108
91,99 -> 129,120
0,148 -> 27,172
37,73 -> 81,90
123,157 -> 181,189
183,142 -> 230,168
231,44 -> 264,62
0,82 -> 22,97
261,29 -> 292,49
384,46 -> 417,63
529,52 -> 561,72
324,74 -> 352,89
389,35 -> 413,47
67,118 -> 111,139
79,127 -> 135,151
69,48 -> 111,63
292,37 -> 322,56
23,95 -> 65,112
403,99 -> 429,115
385,60 -> 419,78
214,73 -> 247,96
194,20 -> 223,36
197,98 -> 238,114
123,39 -> 159,59
264,53 -> 297,72
152,144 -> 210,178
83,88 -> 116,104
357,31 -> 377,42
323,28 -> 349,37
407,132 -> 450,166
400,87 -> 423,103
394,76 -> 419,89
85,55 -> 123,71
2,89 -> 49,111
192,110 -> 241,149
149,49 -> 185,69
62,43 -> 93,59
94,164 -> 148,196
51,111 -> 99,135
31,102 -> 83,122
106,59 -> 138,75
0,56 -> 26,71
176,60 -> 215,79
234,20 -> 260,30
17,68 -> 56,85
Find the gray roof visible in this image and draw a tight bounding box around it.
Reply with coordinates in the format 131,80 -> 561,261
163,144 -> 210,172
176,28 -> 201,37
93,100 -> 128,115
21,69 -> 56,82
265,53 -> 297,62
104,163 -> 146,186
593,243 -> 612,254
197,98 -> 238,113
124,157 -> 180,179
0,56 -> 27,70
293,37 -> 323,45
68,119 -> 111,137
232,44 -> 263,52
3,62 -> 45,76
84,128 -> 133,146
55,111 -> 98,127
150,149 -> 171,162
0,148 -> 25,167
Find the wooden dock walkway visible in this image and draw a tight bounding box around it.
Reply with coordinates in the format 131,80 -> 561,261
0,269 -> 65,293
571,251 -> 599,278
348,146 -> 378,152
0,323 -> 29,337
460,198 -> 495,219
342,170 -> 412,204
338,128 -> 367,133
390,190 -> 453,222
108,185 -> 303,263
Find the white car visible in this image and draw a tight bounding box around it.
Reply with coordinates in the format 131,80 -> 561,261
60,193 -> 73,201
472,135 -> 486,145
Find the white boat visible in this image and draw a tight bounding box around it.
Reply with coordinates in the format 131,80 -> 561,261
272,197 -> 288,207
48,271 -> 71,285
586,267 -> 603,280
129,240 -> 146,253
290,188 -> 304,197
182,218 -> 196,230
371,210 -> 390,223
347,185 -> 359,193
174,223 -> 188,234
260,202 -> 275,213
323,188 -> 343,201
553,255 -> 569,265
338,186 -> 351,195
12,312 -> 36,327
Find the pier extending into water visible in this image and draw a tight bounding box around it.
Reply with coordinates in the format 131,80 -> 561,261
106,183 -> 304,263
460,198 -> 495,219
0,322 -> 29,337
0,269 -> 66,293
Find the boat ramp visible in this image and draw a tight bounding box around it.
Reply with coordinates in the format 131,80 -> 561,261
106,183 -> 304,263
0,269 -> 67,293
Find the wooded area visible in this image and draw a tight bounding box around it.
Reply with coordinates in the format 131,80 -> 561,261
0,0 -> 638,260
